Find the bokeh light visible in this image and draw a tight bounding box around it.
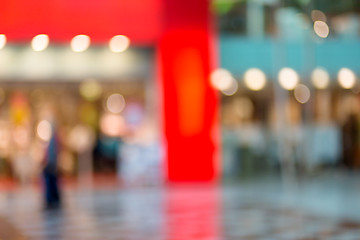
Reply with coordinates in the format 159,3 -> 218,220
100,113 -> 126,137
0,34 -> 6,50
31,34 -> 49,52
294,84 -> 311,104
37,120 -> 52,142
278,68 -> 299,90
79,79 -> 102,101
311,10 -> 327,22
210,68 -> 234,91
67,124 -> 95,153
244,68 -> 266,91
314,21 -> 329,38
109,35 -> 130,53
221,79 -> 238,96
338,68 -> 356,89
234,97 -> 254,119
106,93 -> 126,114
58,150 -> 75,174
311,67 -> 330,89
71,35 -> 90,52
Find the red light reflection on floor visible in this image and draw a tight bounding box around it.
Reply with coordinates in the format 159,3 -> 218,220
165,185 -> 221,240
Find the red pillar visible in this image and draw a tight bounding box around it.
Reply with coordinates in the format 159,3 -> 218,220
158,0 -> 220,182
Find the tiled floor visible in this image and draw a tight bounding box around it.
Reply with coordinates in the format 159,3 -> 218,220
1,171 -> 360,240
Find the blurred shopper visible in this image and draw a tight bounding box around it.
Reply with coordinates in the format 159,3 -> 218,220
42,123 -> 61,209
342,114 -> 359,169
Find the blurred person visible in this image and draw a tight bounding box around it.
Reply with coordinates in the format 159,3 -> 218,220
42,122 -> 61,209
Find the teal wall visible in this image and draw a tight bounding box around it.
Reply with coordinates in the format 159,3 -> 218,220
220,35 -> 360,81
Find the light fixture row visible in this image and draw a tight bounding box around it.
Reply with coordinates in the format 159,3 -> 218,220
279,67 -> 357,90
211,67 -> 358,94
0,34 -> 130,53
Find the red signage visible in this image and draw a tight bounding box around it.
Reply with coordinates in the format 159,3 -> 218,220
0,0 -> 162,45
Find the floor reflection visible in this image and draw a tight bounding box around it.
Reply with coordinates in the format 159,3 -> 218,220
166,185 -> 220,240
0,173 -> 360,239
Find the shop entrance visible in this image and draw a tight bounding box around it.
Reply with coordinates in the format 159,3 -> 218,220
0,46 -> 160,185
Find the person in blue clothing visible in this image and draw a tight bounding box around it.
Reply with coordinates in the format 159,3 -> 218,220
43,123 -> 61,209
